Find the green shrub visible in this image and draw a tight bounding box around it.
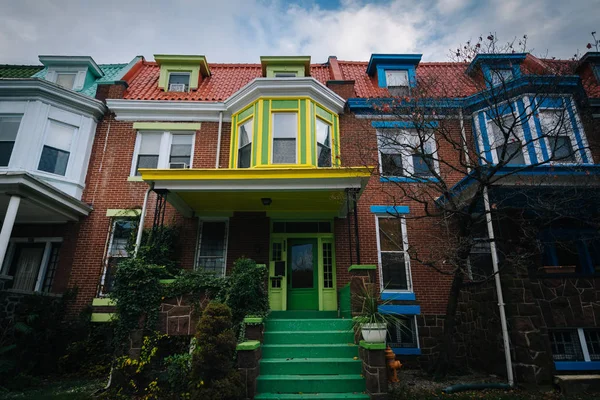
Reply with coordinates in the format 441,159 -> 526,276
163,353 -> 192,392
190,303 -> 243,400
129,225 -> 181,277
225,258 -> 269,326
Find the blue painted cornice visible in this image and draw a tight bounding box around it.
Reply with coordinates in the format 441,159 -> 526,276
466,53 -> 528,75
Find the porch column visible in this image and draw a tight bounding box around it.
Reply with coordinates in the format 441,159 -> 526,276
0,195 -> 21,268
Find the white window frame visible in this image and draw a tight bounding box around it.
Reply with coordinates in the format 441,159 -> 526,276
0,237 -> 63,293
537,97 -> 585,165
130,131 -> 196,176
55,72 -> 77,90
46,66 -> 88,91
376,128 -> 440,178
550,328 -> 600,363
385,70 -> 409,89
194,218 -> 229,277
271,112 -> 299,165
374,214 -> 413,293
37,118 -> 79,177
485,105 -> 528,165
99,217 -> 137,296
0,114 -> 23,168
167,72 -> 191,92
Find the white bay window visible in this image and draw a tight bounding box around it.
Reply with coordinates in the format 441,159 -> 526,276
538,108 -> 578,163
38,120 -> 76,176
487,113 -> 526,165
0,115 -> 22,167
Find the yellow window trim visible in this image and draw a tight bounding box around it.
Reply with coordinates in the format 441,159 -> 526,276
106,208 -> 141,217
133,122 -> 201,131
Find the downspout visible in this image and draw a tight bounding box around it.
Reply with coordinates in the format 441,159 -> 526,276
461,109 -> 514,386
483,186 -> 514,387
134,183 -> 153,257
215,111 -> 223,168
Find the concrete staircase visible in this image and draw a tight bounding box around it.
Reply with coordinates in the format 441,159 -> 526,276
255,311 -> 368,400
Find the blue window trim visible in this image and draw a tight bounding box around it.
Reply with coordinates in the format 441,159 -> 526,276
477,112 -> 494,163
392,347 -> 421,355
381,292 -> 416,301
380,176 -> 440,183
378,304 -> 421,315
370,205 -> 410,214
376,64 -> 417,89
565,98 -> 588,163
530,98 -> 550,160
555,361 -> 600,371
371,121 -> 439,129
516,99 -> 538,164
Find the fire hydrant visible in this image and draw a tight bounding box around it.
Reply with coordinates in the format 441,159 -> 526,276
385,345 -> 402,383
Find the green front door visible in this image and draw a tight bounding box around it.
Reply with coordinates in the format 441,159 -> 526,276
287,238 -> 318,310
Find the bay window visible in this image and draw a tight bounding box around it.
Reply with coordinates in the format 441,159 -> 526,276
38,119 -> 76,176
237,118 -> 253,168
488,114 -> 526,165
272,112 -> 298,164
538,109 -> 577,163
316,118 -> 332,167
0,115 -> 21,167
377,216 -> 411,291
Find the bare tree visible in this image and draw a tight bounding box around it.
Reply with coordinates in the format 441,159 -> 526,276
347,35 -> 600,378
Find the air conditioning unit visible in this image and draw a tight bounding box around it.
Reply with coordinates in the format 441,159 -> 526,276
169,83 -> 187,92
169,162 -> 189,169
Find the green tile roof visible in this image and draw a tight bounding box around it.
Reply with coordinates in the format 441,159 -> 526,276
0,65 -> 44,78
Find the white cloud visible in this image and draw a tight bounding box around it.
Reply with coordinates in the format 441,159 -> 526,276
0,0 -> 597,65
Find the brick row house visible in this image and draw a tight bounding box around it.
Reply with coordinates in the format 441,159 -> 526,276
1,51 -> 600,386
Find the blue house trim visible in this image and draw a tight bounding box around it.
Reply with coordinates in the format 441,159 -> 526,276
555,361 -> 600,371
516,98 -> 538,164
379,305 -> 421,315
371,121 -> 439,129
392,347 -> 421,355
370,205 -> 410,214
531,98 -> 550,160
477,112 -> 494,163
466,53 -> 527,75
565,98 -> 588,163
381,292 -> 416,301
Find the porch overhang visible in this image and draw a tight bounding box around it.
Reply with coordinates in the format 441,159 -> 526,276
140,167 -> 372,218
0,171 -> 92,223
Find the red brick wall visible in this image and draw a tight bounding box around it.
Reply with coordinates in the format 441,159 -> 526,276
226,212 -> 270,273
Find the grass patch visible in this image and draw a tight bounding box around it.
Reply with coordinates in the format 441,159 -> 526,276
390,386 -> 597,400
0,378 -> 105,400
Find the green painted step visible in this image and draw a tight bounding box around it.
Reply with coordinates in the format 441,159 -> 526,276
256,374 -> 365,394
260,358 -> 362,375
269,310 -> 339,319
264,330 -> 354,344
262,344 -> 358,359
265,318 -> 353,332
255,393 -> 369,399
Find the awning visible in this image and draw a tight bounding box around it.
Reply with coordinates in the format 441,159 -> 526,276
140,167 -> 372,218
0,172 -> 92,223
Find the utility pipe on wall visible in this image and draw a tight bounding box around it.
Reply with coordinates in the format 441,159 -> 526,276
483,186 -> 514,387
134,184 -> 153,257
215,111 -> 223,168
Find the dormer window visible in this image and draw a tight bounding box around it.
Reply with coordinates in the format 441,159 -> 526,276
385,70 -> 409,96
168,72 -> 190,92
260,56 -> 310,78
55,73 -> 77,90
490,68 -> 513,86
272,112 -> 298,164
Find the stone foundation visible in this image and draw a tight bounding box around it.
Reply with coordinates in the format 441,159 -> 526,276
359,342 -> 389,400
237,341 -> 262,400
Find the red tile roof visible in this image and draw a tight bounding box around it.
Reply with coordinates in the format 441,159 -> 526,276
122,57 -> 600,101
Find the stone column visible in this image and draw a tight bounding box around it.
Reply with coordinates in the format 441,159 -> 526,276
244,317 -> 265,343
237,340 -> 261,400
359,341 -> 389,400
0,195 -> 21,269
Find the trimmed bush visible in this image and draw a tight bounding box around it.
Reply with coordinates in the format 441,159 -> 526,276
225,258 -> 269,326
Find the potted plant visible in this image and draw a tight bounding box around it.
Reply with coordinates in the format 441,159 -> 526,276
351,283 -> 404,343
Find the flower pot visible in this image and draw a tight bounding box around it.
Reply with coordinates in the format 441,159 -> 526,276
361,322 -> 387,343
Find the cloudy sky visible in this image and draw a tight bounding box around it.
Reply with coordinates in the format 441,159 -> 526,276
0,0 -> 598,65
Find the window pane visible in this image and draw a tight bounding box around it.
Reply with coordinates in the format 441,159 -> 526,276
381,153 -> 403,176
198,221 -> 227,275
412,154 -> 434,176
491,69 -> 513,86
386,70 -> 408,87
323,242 -> 333,288
585,330 -> 600,361
169,135 -> 192,166
109,220 -> 135,257
549,330 -> 584,361
56,73 -> 76,89
549,136 -> 575,162
0,116 -> 21,141
168,73 -> 190,90
238,119 -> 253,168
387,316 -> 417,348
316,119 -> 332,167
0,142 -> 14,167
272,113 -> 297,164
38,146 -> 69,175
468,240 -> 493,279
45,120 -> 74,151
275,72 -> 296,77
378,218 -> 404,252
42,243 -> 61,293
139,133 -> 162,154
497,141 -> 525,164
381,252 -> 408,290
136,155 -> 159,175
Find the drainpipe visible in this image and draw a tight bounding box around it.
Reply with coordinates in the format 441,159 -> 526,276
215,111 -> 223,168
134,184 -> 153,257
483,186 -> 514,387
